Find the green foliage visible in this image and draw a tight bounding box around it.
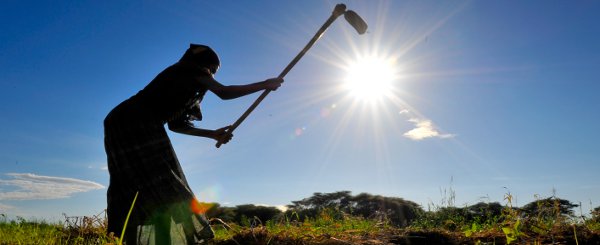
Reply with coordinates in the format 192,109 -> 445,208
500,192 -> 526,244
0,214 -> 115,244
409,192 -> 591,244
502,219 -> 522,244
1,192 -> 600,244
515,195 -> 581,243
204,202 -> 236,222
286,191 -> 423,227
591,206 -> 600,223
520,196 -> 578,219
411,202 -> 503,234
234,204 -> 282,226
197,202 -> 282,226
463,222 -> 480,237
412,206 -> 465,231
201,206 -> 389,244
119,191 -> 138,245
0,216 -> 61,244
467,202 -> 503,221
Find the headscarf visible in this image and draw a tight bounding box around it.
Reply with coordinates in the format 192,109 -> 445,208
179,44 -> 220,74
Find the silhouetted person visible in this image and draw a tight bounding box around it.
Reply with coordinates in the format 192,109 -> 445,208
104,44 -> 282,244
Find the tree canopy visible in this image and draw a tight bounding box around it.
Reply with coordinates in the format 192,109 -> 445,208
286,191 -> 423,227
520,197 -> 579,218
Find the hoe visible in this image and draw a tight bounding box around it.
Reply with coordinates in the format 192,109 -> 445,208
217,4 -> 368,148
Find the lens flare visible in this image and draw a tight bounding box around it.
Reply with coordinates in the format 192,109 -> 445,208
191,198 -> 213,214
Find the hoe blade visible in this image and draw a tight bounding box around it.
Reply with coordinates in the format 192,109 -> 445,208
344,10 -> 368,34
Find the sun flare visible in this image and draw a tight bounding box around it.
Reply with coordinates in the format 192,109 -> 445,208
344,55 -> 397,102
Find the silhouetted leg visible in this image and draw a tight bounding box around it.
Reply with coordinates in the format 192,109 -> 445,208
124,224 -> 138,245
154,214 -> 171,244
182,215 -> 196,244
195,214 -> 215,242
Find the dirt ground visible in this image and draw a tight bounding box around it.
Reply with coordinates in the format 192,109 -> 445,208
213,229 -> 600,245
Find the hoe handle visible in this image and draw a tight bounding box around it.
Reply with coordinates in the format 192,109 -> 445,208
216,4 -> 347,148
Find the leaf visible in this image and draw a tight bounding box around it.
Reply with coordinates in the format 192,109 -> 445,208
502,227 -> 516,244
464,223 -> 478,237
472,222 -> 480,231
119,191 -> 139,245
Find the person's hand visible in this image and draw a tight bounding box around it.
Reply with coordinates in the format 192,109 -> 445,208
264,77 -> 283,91
213,126 -> 233,144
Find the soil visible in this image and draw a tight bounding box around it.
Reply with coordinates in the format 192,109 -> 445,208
213,228 -> 600,245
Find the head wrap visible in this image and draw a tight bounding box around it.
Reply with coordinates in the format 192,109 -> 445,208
179,44 -> 220,74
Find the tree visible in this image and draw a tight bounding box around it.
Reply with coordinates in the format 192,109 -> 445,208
466,202 -> 503,221
234,204 -> 282,226
203,203 -> 236,223
350,192 -> 422,227
286,191 -> 423,227
288,191 -> 352,211
520,197 -> 579,219
286,191 -> 353,222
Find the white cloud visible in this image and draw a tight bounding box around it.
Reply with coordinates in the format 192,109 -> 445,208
86,164 -> 109,171
255,203 -> 289,212
0,203 -> 14,212
274,205 -> 288,212
0,173 -> 105,201
403,118 -> 455,141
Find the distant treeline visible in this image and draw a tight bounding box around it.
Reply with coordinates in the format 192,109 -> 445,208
200,191 -> 600,227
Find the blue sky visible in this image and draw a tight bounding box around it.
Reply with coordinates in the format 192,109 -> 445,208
1,1 -> 599,221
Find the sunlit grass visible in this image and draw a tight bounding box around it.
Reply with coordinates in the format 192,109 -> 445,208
210,210 -> 395,244
1,192 -> 599,244
118,191 -> 138,245
1,214 -> 599,244
0,214 -> 115,244
0,216 -> 63,244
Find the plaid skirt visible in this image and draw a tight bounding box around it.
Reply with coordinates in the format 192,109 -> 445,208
104,102 -> 209,240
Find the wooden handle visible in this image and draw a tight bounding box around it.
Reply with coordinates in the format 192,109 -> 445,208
215,4 -> 347,148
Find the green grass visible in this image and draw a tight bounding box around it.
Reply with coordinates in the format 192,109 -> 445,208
0,216 -> 63,244
1,214 -> 599,244
0,210 -> 389,244
0,214 -> 116,245
209,210 -> 396,244
408,193 -> 600,245
1,195 -> 600,244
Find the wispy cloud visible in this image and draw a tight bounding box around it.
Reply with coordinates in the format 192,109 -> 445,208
0,203 -> 14,212
0,173 -> 105,201
87,164 -> 109,171
403,118 -> 455,141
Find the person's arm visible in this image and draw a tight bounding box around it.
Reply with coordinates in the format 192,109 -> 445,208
168,119 -> 233,143
198,76 -> 283,100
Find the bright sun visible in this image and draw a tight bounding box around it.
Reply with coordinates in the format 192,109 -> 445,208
344,55 -> 397,101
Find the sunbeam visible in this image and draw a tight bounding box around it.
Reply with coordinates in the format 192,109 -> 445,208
258,1 -> 478,194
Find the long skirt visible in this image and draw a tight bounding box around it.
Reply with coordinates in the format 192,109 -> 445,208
104,104 -> 213,244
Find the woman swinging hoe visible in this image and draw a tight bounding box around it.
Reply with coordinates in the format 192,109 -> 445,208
104,44 -> 282,244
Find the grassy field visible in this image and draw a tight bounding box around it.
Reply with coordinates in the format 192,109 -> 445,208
1,213 -> 599,244
2,197 -> 600,244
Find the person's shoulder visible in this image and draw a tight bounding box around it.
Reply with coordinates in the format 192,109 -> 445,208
153,63 -> 200,82
171,62 -> 211,75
